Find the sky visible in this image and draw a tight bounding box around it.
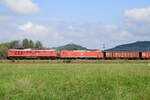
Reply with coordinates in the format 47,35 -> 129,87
0,0 -> 150,49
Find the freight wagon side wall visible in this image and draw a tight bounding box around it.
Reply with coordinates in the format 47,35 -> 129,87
105,52 -> 139,59
142,52 -> 150,58
114,52 -> 139,58
105,52 -> 113,58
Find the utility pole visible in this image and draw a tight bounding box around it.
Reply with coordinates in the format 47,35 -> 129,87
103,43 -> 106,50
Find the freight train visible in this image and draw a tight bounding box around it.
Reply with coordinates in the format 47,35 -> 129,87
7,49 -> 150,60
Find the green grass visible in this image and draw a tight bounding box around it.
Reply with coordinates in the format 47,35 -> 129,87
0,63 -> 150,100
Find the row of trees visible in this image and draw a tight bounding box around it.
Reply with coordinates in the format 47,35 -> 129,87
9,39 -> 43,49
0,39 -> 44,59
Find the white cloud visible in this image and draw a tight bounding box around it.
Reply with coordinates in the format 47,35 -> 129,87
102,25 -> 118,32
67,25 -> 75,31
0,15 -> 11,22
124,7 -> 150,38
18,22 -> 48,35
112,30 -> 131,40
2,0 -> 40,14
125,7 -> 150,22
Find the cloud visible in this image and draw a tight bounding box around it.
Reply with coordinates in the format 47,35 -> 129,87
124,7 -> 150,39
0,18 -> 138,49
2,0 -> 40,15
1,6 -> 150,49
125,7 -> 150,22
18,22 -> 48,35
101,25 -> 118,32
112,30 -> 131,40
0,15 -> 11,22
47,23 -> 121,48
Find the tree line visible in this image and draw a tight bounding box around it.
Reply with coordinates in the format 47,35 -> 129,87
0,39 -> 43,59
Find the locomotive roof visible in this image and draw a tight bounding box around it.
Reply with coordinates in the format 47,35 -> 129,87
62,50 -> 101,52
9,49 -> 56,51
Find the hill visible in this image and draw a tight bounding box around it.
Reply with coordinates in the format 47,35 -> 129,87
52,43 -> 88,51
105,41 -> 150,52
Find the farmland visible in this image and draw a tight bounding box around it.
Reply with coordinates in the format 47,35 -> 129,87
0,62 -> 150,100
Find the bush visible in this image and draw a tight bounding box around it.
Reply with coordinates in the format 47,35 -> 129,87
63,60 -> 71,63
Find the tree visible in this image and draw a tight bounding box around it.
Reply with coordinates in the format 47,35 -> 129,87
9,40 -> 20,49
35,41 -> 43,49
29,40 -> 34,48
0,43 -> 10,59
22,39 -> 30,48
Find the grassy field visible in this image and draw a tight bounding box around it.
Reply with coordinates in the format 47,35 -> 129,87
0,63 -> 150,100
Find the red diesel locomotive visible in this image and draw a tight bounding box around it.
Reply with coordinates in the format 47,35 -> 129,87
60,50 -> 103,59
7,49 -> 58,59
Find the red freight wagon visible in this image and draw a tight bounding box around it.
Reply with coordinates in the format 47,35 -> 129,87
7,49 -> 57,59
106,52 -> 139,58
60,50 -> 103,59
105,52 -> 113,58
141,52 -> 150,58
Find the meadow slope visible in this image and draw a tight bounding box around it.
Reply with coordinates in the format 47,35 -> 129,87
0,63 -> 150,100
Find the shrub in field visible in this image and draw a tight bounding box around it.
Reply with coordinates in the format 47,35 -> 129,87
63,60 -> 71,63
